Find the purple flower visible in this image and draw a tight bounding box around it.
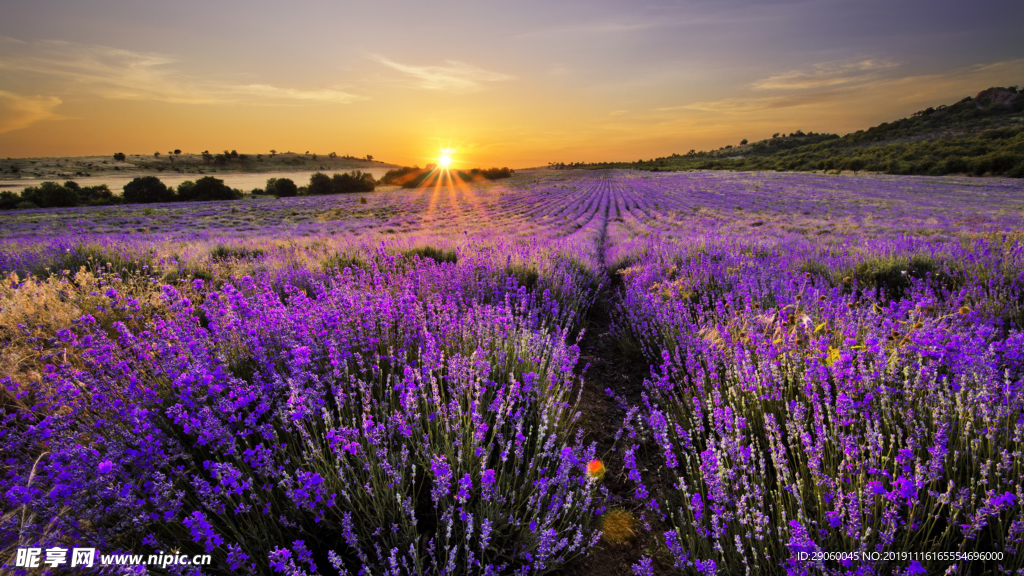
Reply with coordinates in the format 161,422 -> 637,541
904,560 -> 927,575
430,455 -> 452,503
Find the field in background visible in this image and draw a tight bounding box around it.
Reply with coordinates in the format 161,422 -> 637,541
2,169 -> 1023,575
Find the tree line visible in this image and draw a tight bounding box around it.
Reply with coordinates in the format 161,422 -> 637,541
0,164 -> 519,211
378,165 -> 514,188
0,176 -> 242,210
0,170 -> 383,211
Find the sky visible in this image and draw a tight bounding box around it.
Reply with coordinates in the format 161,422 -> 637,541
0,0 -> 1022,168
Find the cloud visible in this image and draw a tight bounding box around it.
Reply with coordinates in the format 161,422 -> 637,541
0,39 -> 361,105
751,59 -> 899,91
0,90 -> 62,133
650,57 -> 1024,142
667,91 -> 843,113
368,55 -> 513,92
514,19 -> 664,38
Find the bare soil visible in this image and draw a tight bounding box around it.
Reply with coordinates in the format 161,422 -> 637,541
555,285 -> 669,576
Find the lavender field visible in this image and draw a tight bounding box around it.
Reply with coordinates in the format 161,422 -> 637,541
2,170 -> 1024,575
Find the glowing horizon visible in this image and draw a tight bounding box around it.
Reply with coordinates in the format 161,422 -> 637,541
0,1 -> 1022,168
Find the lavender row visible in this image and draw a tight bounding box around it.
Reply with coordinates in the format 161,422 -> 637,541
2,247 -> 602,574
614,234 -> 1024,574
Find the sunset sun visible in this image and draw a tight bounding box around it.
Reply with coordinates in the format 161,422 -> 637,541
437,149 -> 454,169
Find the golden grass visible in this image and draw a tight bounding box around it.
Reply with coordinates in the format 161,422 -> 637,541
600,508 -> 636,546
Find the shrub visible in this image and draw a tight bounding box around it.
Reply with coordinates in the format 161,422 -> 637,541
20,182 -> 79,208
330,171 -> 375,193
379,166 -> 422,186
306,172 -> 332,195
178,176 -> 238,202
266,177 -> 298,198
77,184 -> 117,206
123,176 -> 174,204
176,180 -> 196,200
0,190 -> 19,210
305,171 -> 376,194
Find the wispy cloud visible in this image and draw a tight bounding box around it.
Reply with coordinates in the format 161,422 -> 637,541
0,90 -> 63,133
0,38 -> 362,105
650,58 -> 1024,144
514,18 -> 665,38
368,55 -> 513,92
665,91 -> 843,113
751,59 -> 899,90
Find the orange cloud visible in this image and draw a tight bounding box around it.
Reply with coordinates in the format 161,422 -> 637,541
0,39 -> 362,106
368,55 -> 514,92
0,90 -> 62,134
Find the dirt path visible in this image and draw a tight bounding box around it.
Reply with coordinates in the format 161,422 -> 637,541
557,203 -> 662,575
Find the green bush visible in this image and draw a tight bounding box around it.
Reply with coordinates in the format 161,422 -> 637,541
78,185 -> 118,206
306,171 -> 376,194
266,177 -> 298,198
0,190 -> 19,210
331,171 -> 375,193
178,176 -> 239,202
123,176 -> 174,204
20,182 -> 79,208
307,172 -> 332,195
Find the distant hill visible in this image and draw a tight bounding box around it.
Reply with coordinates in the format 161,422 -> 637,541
555,86 -> 1024,177
0,151 -> 396,181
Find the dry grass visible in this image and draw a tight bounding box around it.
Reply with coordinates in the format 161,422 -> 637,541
600,509 -> 636,547
0,269 -> 168,405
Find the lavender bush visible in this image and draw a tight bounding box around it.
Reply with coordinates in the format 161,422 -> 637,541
3,248 -> 602,574
615,237 -> 1024,574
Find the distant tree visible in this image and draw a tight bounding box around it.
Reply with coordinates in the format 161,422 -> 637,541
329,152 -> 337,158
740,139 -> 748,145
0,190 -> 19,210
366,154 -> 374,161
113,152 -> 126,161
178,176 -> 237,202
306,172 -> 333,195
266,177 -> 298,198
154,151 -> 161,158
845,157 -> 867,174
230,150 -> 238,159
124,176 -> 174,203
202,151 -> 213,163
77,184 -> 116,206
21,182 -> 79,208
330,171 -> 375,193
270,149 -> 277,157
379,166 -> 422,186
174,149 -> 182,156
176,180 -> 195,199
